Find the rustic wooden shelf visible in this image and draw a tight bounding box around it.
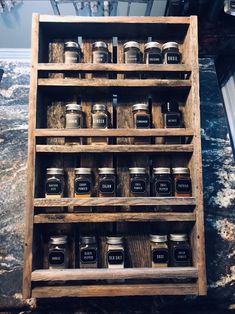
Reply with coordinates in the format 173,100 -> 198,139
34,212 -> 196,223
32,283 -> 198,298
38,63 -> 192,73
34,197 -> 196,207
35,128 -> 194,137
36,144 -> 194,153
31,267 -> 198,282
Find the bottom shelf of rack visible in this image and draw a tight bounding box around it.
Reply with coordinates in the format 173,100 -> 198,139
32,283 -> 198,298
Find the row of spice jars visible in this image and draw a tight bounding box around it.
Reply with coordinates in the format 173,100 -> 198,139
64,40 -> 181,65
48,234 -> 192,270
45,167 -> 192,198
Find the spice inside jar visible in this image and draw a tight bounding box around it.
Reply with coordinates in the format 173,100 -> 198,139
92,41 -> 109,64
172,167 -> 192,197
79,236 -> 98,269
144,41 -> 162,64
65,104 -> 83,129
106,236 -> 124,269
150,234 -> 169,268
74,168 -> 92,198
98,168 -> 116,197
169,234 -> 192,267
48,235 -> 69,269
162,42 -> 181,64
129,167 -> 148,196
132,103 -> 151,144
91,104 -> 109,145
45,168 -> 64,199
162,101 -> 183,144
123,41 -> 141,64
152,167 -> 172,197
64,41 -> 81,64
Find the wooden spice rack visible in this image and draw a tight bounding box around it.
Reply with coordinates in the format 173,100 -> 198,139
23,14 -> 206,299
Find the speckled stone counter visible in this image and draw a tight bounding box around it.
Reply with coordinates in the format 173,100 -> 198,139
0,53 -> 234,312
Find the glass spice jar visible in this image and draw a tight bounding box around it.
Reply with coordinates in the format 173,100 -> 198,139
144,41 -> 162,64
150,234 -> 169,268
98,168 -> 116,197
123,41 -> 141,64
132,103 -> 151,144
172,167 -> 192,197
92,41 -> 109,64
162,42 -> 181,64
79,236 -> 98,269
65,104 -> 83,129
129,167 -> 148,196
48,235 -> 69,269
74,168 -> 92,198
152,167 -> 172,197
162,101 -> 183,144
45,168 -> 64,199
106,236 -> 125,269
91,104 -> 109,145
64,41 -> 81,64
169,234 -> 192,267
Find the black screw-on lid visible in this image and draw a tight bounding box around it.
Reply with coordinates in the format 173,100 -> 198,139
161,101 -> 179,113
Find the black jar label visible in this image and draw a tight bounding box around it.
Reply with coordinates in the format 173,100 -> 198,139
135,115 -> 150,129
46,179 -> 62,195
48,250 -> 65,266
131,180 -> 146,194
93,51 -> 108,64
165,113 -> 181,128
231,1 -> 235,8
99,180 -> 115,194
175,179 -> 192,194
66,114 -> 81,129
92,115 -> 108,129
147,53 -> 162,64
166,52 -> 180,64
155,180 -> 172,196
125,52 -> 140,64
174,247 -> 190,263
152,248 -> 169,264
75,180 -> 91,194
107,250 -> 124,265
80,249 -> 97,264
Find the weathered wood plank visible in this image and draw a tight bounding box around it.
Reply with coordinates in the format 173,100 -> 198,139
34,197 -> 196,207
34,212 -> 196,223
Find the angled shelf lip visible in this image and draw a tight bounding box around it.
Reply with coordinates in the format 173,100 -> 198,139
37,63 -> 192,73
34,128 -> 194,137
32,283 -> 198,298
35,144 -> 194,153
31,267 -> 198,282
33,212 -> 196,224
33,197 -> 196,207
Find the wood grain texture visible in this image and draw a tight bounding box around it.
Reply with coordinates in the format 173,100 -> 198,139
31,267 -> 198,281
32,283 -> 198,298
34,212 -> 196,223
34,197 -> 196,207
36,144 -> 194,153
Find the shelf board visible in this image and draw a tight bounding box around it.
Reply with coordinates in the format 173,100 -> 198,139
38,63 -> 192,73
38,78 -> 191,88
32,283 -> 198,298
34,128 -> 194,137
31,267 -> 198,282
36,144 -> 194,153
34,212 -> 196,223
34,197 -> 196,207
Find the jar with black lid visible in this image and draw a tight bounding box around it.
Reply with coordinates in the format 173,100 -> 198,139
150,234 -> 169,268
74,168 -> 92,198
172,167 -> 192,197
152,167 -> 172,197
45,168 -> 64,199
79,236 -> 98,269
162,101 -> 183,144
91,104 -> 109,145
48,235 -> 69,269
92,41 -> 109,64
144,41 -> 162,64
64,41 -> 81,64
162,42 -> 181,65
169,234 -> 192,267
132,103 -> 151,144
129,167 -> 148,196
98,168 -> 116,197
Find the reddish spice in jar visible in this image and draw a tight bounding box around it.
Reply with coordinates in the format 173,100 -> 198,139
172,167 -> 192,197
